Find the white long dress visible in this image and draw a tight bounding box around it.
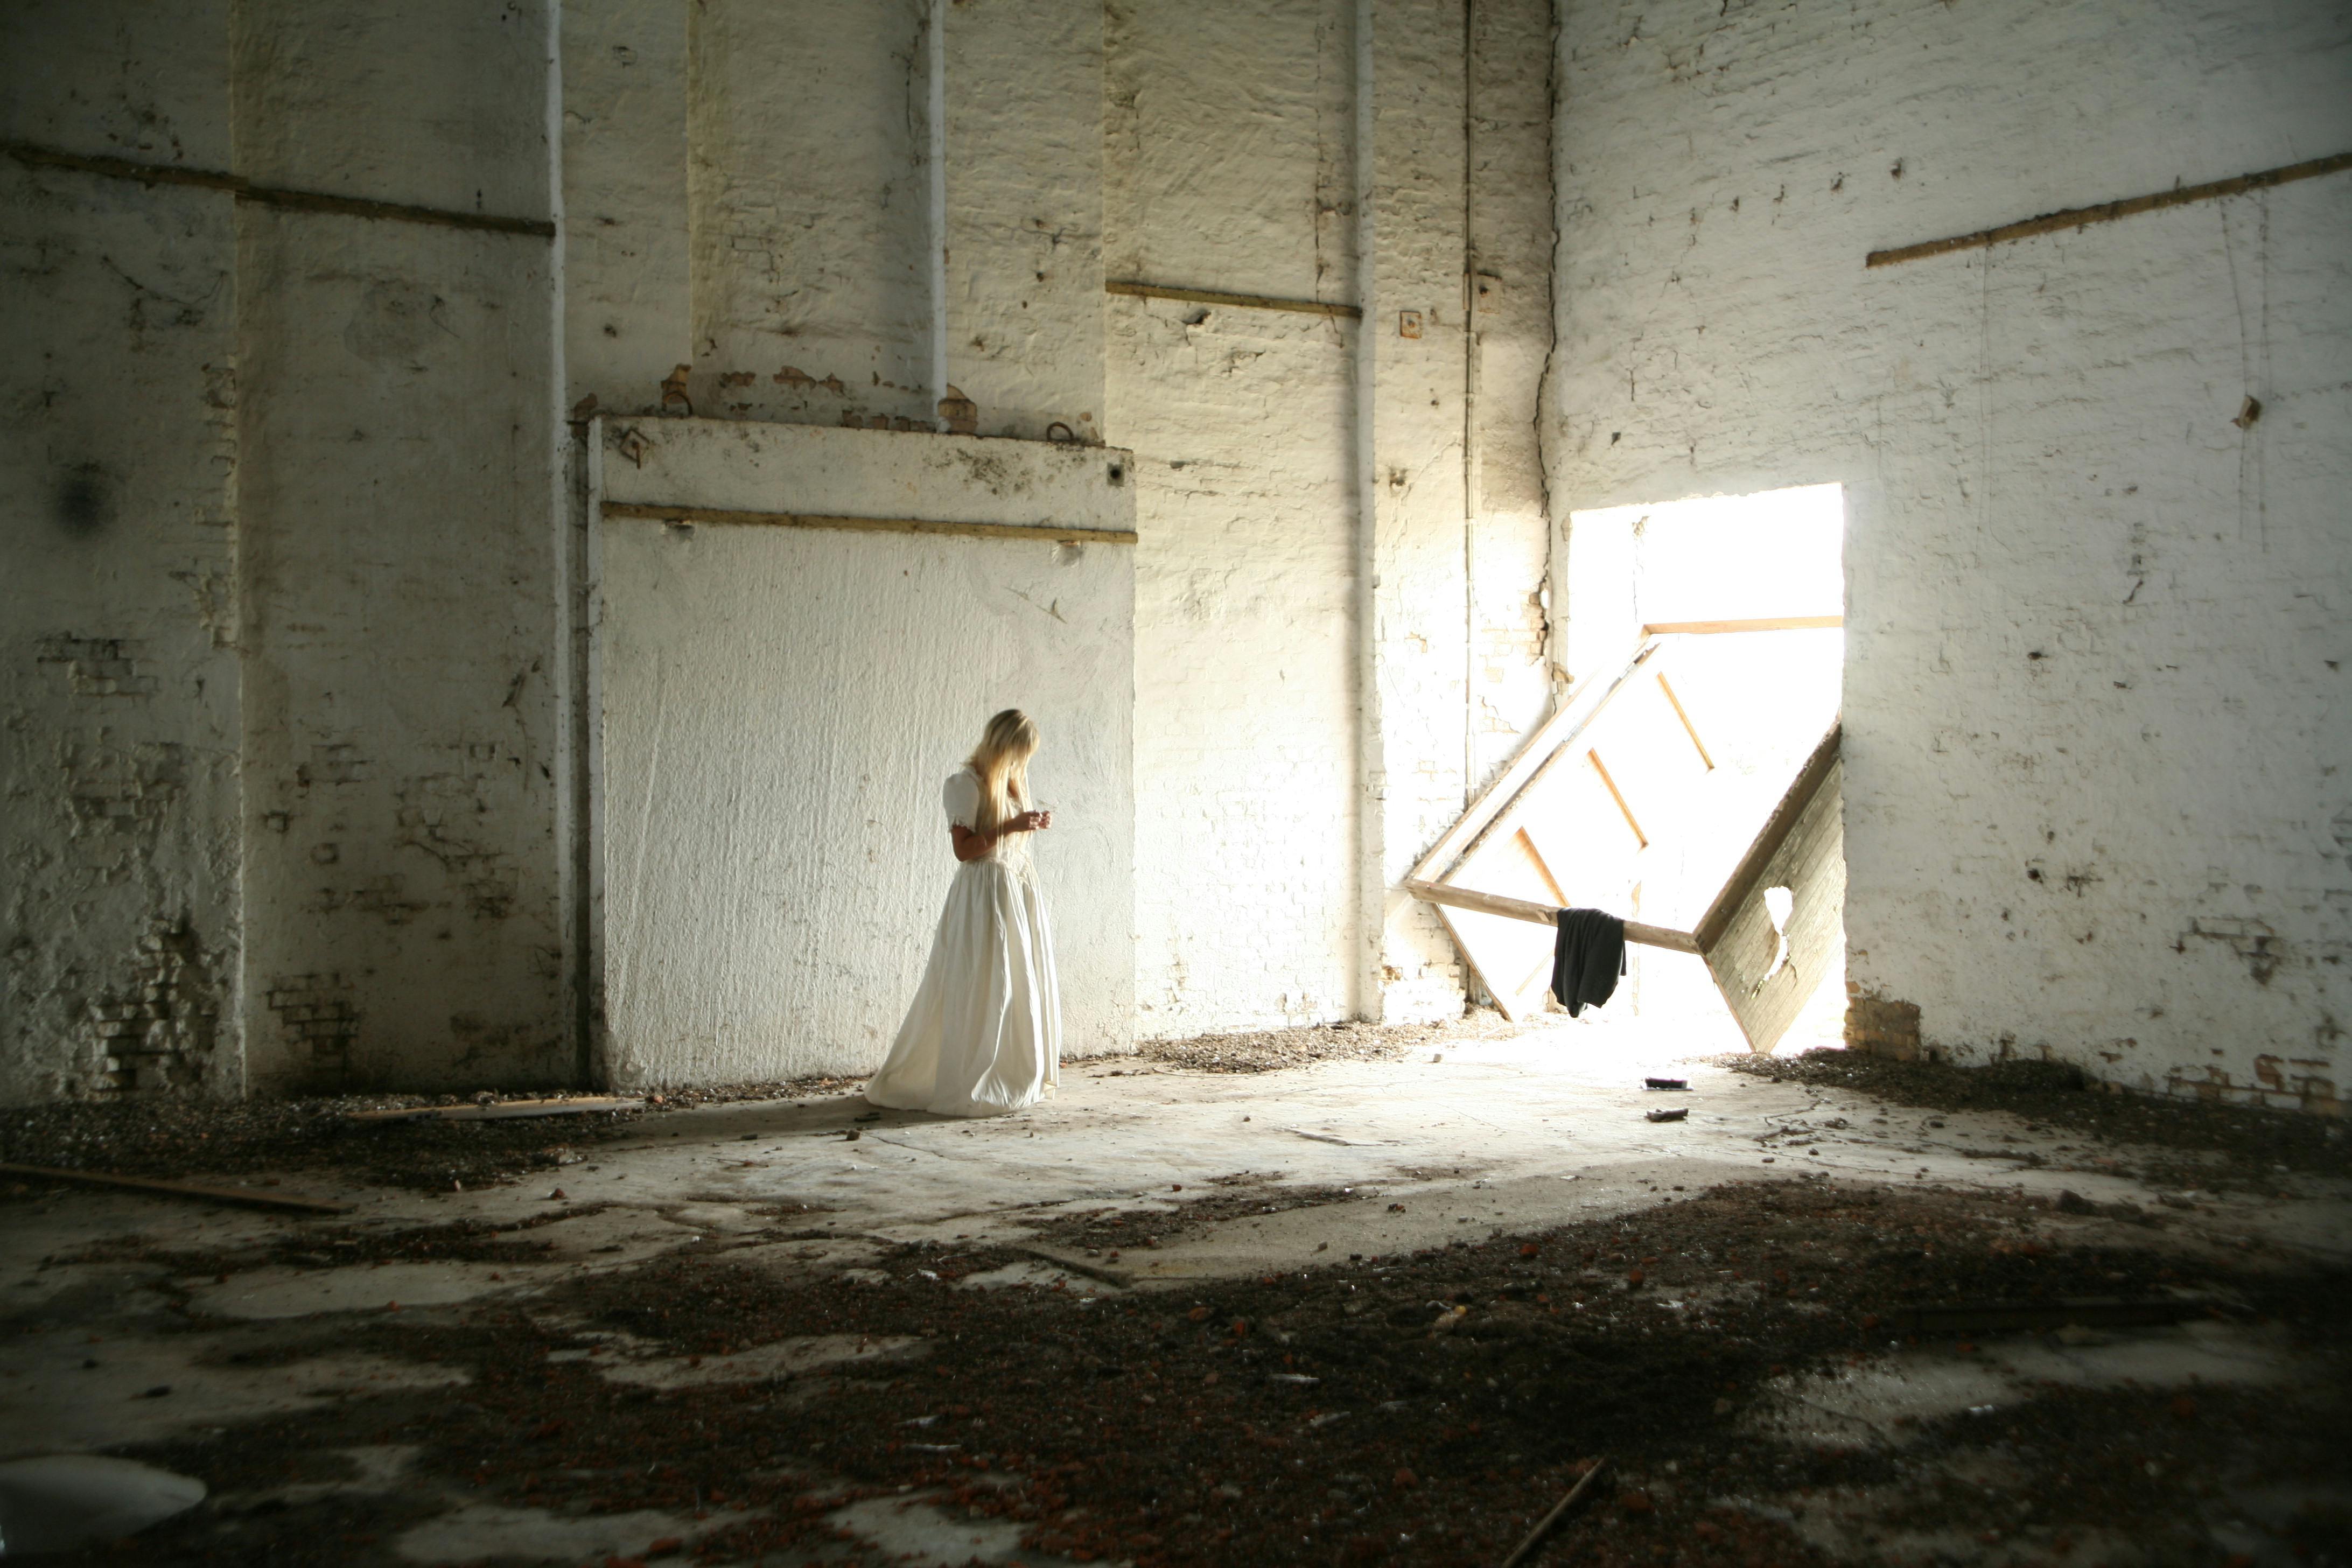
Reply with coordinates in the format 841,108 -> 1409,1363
864,769 -> 1061,1116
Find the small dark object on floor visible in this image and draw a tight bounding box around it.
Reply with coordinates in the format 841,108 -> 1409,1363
1646,1107 -> 1689,1123
843,1129 -> 863,1142
1643,1077 -> 1688,1091
854,1111 -> 881,1123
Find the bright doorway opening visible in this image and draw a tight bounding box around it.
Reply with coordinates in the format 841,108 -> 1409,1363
1411,482 -> 1847,1055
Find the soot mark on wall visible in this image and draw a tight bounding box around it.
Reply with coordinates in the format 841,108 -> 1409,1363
53,463 -> 115,536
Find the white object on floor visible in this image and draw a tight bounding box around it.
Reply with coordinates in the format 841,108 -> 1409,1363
0,1454 -> 205,1555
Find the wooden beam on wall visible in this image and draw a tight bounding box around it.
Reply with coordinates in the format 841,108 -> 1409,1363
1105,279 -> 1363,320
602,501 -> 1138,546
1641,616 -> 1842,635
1586,751 -> 1648,848
1656,673 -> 1714,771
1,137 -> 557,238
1865,150 -> 2352,269
1406,641 -> 1663,886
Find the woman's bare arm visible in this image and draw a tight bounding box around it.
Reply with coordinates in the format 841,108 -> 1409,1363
949,810 -> 1053,862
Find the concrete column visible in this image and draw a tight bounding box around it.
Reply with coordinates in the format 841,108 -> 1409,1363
1465,0 -> 1558,793
0,0 -> 246,1101
1356,0 -> 1470,1023
233,0 -> 569,1091
561,0 -> 691,415
685,0 -> 933,429
935,0 -> 1108,442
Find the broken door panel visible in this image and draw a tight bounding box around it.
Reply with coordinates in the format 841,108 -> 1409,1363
1412,629 -> 1843,1044
1704,757 -> 1845,1053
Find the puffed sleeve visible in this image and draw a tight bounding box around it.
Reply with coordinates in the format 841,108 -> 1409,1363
942,770 -> 981,830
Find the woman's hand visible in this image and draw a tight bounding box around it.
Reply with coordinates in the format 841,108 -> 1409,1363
1013,809 -> 1053,832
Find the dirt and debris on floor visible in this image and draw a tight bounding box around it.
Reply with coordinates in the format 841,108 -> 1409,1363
1018,1172 -> 1376,1257
4,1031 -> 2347,1566
0,1079 -> 869,1194
1729,1049 -> 2352,1188
1135,1009 -> 1535,1075
18,1179 -> 2349,1567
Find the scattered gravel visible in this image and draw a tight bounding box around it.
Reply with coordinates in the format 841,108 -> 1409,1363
0,1091 -> 646,1194
1137,1007 -> 1540,1074
0,1076 -> 879,1194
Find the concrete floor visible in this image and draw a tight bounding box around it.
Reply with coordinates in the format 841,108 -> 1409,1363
5,1025 -> 2348,1563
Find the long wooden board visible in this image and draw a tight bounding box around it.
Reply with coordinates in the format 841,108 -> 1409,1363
603,502 -> 1137,546
0,1162 -> 349,1215
344,1095 -> 645,1124
1404,880 -> 1700,954
1693,722 -> 1842,953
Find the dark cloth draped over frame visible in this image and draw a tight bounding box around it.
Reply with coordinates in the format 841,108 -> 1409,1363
1550,907 -> 1627,1017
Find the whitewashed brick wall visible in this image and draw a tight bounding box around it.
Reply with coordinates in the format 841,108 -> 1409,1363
1549,0 -> 2352,1109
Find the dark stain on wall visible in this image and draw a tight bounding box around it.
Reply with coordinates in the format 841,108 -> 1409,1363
53,462 -> 114,536
394,771 -> 518,920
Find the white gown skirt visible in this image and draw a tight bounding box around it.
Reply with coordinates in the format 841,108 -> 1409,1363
865,854 -> 1061,1117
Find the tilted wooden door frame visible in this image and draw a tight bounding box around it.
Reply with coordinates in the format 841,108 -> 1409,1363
1405,636 -> 1843,1046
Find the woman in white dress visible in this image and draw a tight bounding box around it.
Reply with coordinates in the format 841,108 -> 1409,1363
864,709 -> 1062,1116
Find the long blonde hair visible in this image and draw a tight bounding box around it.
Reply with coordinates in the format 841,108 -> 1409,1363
968,709 -> 1039,837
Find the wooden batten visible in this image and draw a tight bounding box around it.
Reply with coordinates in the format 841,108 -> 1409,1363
603,501 -> 1138,546
1405,879 -> 1701,955
1640,616 -> 1843,635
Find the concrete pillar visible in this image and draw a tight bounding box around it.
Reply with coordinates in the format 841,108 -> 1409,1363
1466,0 -> 1558,793
561,0 -> 691,415
233,0 -> 570,1091
684,0 -> 933,429
935,0 -> 1108,442
1356,0 -> 1470,1023
0,0 -> 246,1101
